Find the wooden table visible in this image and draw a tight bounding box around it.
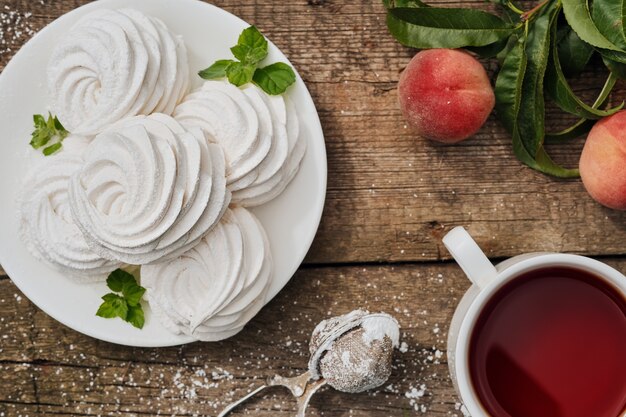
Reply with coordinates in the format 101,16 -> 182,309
1,1 -> 625,416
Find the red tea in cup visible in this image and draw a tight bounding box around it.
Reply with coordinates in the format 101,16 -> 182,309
469,267 -> 626,417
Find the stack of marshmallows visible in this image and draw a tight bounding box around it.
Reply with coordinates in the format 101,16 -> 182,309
18,8 -> 306,341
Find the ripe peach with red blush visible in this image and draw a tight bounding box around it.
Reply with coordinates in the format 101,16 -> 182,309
580,111 -> 626,210
398,49 -> 495,143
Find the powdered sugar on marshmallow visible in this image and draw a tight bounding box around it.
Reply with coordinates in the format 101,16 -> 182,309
142,207 -> 272,341
68,114 -> 229,265
174,80 -> 306,207
47,8 -> 189,135
18,154 -> 122,282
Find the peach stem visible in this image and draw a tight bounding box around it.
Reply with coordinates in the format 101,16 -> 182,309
520,0 -> 550,21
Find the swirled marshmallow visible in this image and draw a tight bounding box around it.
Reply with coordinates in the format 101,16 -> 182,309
231,89 -> 307,206
47,8 -> 189,135
18,155 -> 122,282
68,114 -> 230,265
61,134 -> 92,155
142,207 -> 272,341
174,81 -> 306,206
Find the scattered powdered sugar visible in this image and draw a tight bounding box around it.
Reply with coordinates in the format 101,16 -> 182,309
456,402 -> 471,416
406,384 -> 428,412
0,2 -> 473,415
171,367 -> 234,401
0,5 -> 39,56
0,244 -> 466,415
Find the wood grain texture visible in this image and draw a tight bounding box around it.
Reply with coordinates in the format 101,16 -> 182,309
0,262 -> 470,417
1,1 -> 626,416
1,258 -> 625,416
0,0 -> 624,265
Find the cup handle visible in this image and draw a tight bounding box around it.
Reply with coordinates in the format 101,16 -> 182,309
443,227 -> 498,290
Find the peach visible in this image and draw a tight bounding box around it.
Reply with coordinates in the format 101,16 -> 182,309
580,111 -> 626,210
398,49 -> 495,143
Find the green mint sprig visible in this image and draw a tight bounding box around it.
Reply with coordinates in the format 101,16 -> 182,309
30,113 -> 69,156
96,269 -> 146,329
199,26 -> 296,95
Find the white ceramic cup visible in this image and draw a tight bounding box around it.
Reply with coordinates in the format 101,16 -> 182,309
442,226 -> 626,417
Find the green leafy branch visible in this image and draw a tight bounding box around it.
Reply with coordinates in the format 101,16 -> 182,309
383,0 -> 626,179
30,113 -> 69,156
96,269 -> 146,329
199,26 -> 296,95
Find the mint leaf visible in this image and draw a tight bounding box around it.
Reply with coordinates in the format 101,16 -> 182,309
54,116 -> 68,139
231,26 -> 268,65
127,305 -> 145,329
237,26 -> 268,52
106,268 -> 136,292
29,112 -> 69,155
253,62 -> 296,95
230,44 -> 249,62
43,142 -> 62,156
231,44 -> 268,65
226,62 -> 256,86
96,293 -> 128,319
30,130 -> 51,149
46,114 -> 55,130
197,26 -> 294,95
122,281 -> 146,307
97,269 -> 146,329
199,59 -> 236,80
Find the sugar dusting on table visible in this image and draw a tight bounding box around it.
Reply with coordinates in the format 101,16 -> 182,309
0,204 -> 466,416
0,4 -> 39,57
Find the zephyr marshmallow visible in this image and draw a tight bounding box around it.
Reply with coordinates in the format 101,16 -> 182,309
18,155 -> 122,282
174,80 -> 306,207
68,114 -> 230,265
22,6 -> 308,341
47,8 -> 189,135
142,207 -> 273,341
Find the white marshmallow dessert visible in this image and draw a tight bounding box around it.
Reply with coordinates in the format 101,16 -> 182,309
18,155 -> 122,282
142,207 -> 272,341
174,80 -> 306,207
68,114 -> 230,265
47,8 -> 189,135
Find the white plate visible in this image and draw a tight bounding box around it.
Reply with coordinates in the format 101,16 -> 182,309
0,0 -> 326,347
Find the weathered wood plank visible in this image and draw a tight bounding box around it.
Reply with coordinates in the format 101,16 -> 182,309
1,1 -> 625,415
1,0 -> 625,266
0,262 -> 468,416
0,259 -> 626,417
1,259 -> 624,416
